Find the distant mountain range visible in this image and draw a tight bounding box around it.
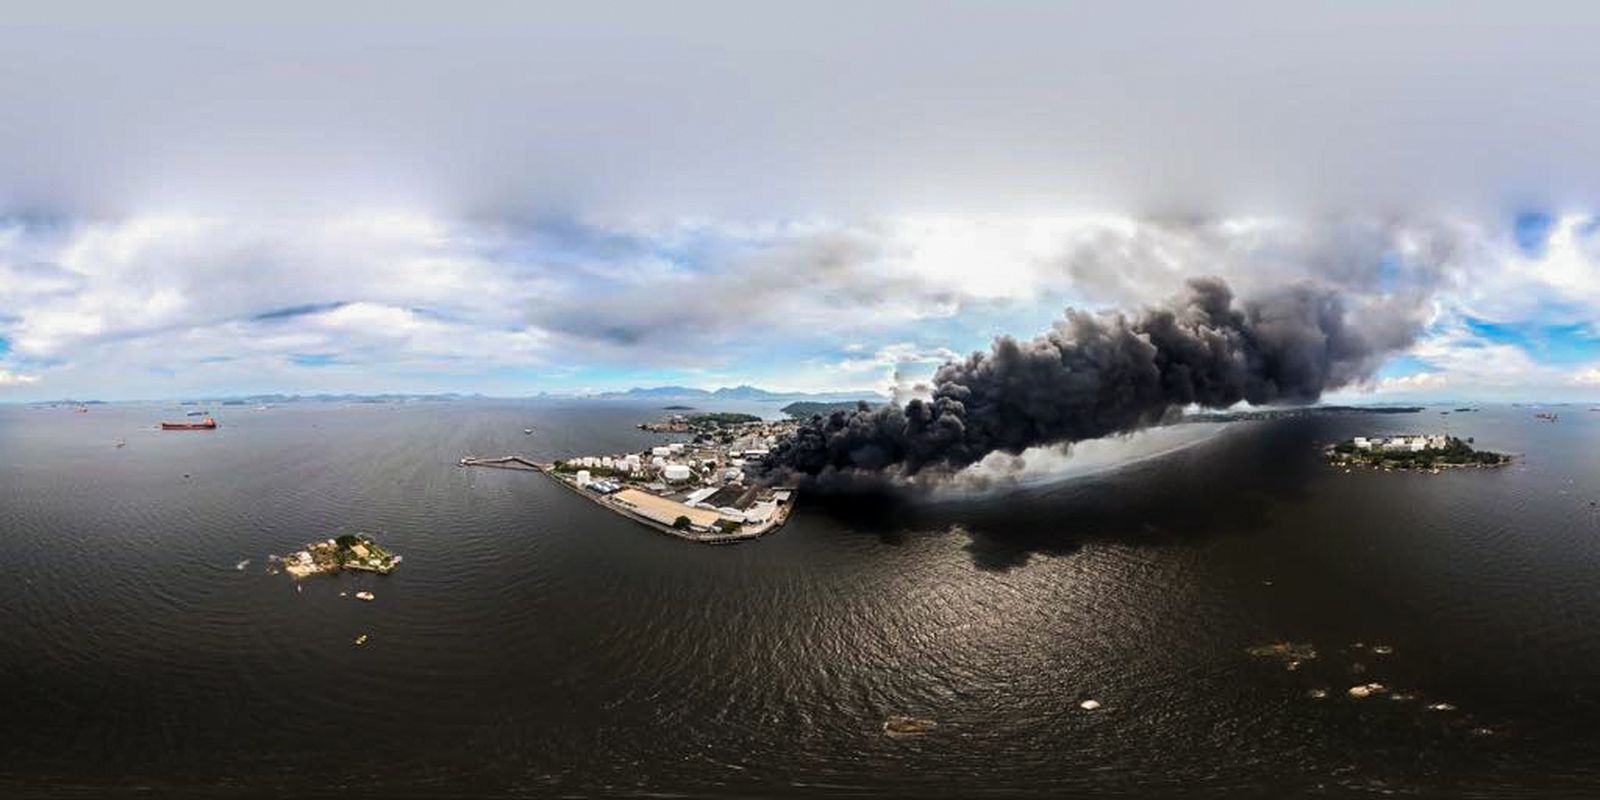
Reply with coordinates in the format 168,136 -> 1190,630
592,384 -> 886,403
20,386 -> 884,406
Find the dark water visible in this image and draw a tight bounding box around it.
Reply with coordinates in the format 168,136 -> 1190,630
3,401 -> 1600,797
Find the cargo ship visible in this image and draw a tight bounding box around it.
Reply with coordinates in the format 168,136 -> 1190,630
160,416 -> 217,430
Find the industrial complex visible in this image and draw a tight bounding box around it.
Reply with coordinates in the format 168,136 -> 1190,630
461,413 -> 801,543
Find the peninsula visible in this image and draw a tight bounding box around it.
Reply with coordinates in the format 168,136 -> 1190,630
1326,434 -> 1511,471
463,413 -> 798,543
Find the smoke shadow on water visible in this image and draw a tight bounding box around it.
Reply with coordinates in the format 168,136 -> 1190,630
804,419 -> 1328,571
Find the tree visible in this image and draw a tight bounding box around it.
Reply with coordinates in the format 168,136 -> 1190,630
673,515 -> 692,530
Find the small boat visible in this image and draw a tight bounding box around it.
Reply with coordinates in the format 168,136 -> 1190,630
882,715 -> 937,737
185,410 -> 207,417
74,405 -> 88,414
161,416 -> 217,430
524,428 -> 534,435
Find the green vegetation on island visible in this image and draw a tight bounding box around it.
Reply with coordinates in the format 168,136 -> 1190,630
1327,434 -> 1510,471
272,533 -> 403,578
781,400 -> 880,419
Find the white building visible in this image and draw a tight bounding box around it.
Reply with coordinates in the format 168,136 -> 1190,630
1353,437 -> 1372,450
663,464 -> 692,482
684,486 -> 719,506
575,469 -> 592,486
744,501 -> 777,524
651,446 -> 672,457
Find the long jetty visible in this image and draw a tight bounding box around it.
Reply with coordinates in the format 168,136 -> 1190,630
458,455 -> 545,471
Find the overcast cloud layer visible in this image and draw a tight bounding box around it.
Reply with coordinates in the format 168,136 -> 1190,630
3,3 -> 1600,400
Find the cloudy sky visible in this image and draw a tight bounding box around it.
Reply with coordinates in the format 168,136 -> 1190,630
4,2 -> 1600,401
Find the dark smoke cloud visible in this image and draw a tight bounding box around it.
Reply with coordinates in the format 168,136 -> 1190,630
766,277 -> 1421,487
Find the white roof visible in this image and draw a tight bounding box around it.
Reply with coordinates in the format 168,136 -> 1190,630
684,487 -> 719,505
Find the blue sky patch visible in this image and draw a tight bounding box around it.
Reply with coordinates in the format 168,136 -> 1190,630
1513,211 -> 1555,258
1376,355 -> 1435,378
289,353 -> 340,367
1463,317 -> 1600,365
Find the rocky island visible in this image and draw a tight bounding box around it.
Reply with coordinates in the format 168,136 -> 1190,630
272,534 -> 402,578
1326,434 -> 1511,471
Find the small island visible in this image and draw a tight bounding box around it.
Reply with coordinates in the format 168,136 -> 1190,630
272,533 -> 402,578
781,400 -> 881,419
1326,433 -> 1511,471
637,412 -> 763,433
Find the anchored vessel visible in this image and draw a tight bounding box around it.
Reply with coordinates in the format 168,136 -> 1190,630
160,415 -> 217,430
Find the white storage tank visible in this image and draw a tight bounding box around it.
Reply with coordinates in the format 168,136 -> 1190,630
662,464 -> 692,482
575,469 -> 592,486
651,446 -> 672,457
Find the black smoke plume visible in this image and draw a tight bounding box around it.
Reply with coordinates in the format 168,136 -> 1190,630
765,277 -> 1420,487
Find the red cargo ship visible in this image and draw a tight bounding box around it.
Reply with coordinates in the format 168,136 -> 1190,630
160,416 -> 217,430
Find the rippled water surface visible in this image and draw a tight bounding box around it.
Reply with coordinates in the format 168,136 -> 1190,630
3,401 -> 1600,797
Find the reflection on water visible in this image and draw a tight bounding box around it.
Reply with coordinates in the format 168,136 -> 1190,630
2,401 -> 1599,796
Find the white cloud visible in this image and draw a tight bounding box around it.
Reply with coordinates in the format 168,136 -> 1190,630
1570,367 -> 1600,387
0,369 -> 38,387
0,207 -> 1597,401
1373,372 -> 1449,393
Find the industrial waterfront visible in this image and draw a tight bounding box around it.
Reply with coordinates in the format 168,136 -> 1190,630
460,411 -> 799,542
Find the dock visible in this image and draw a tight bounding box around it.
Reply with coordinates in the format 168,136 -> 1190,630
459,455 -> 793,544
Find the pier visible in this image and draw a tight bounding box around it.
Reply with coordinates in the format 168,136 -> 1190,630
458,455 -> 546,471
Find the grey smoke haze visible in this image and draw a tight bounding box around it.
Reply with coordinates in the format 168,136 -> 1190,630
3,2 -> 1600,218
767,278 -> 1420,486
